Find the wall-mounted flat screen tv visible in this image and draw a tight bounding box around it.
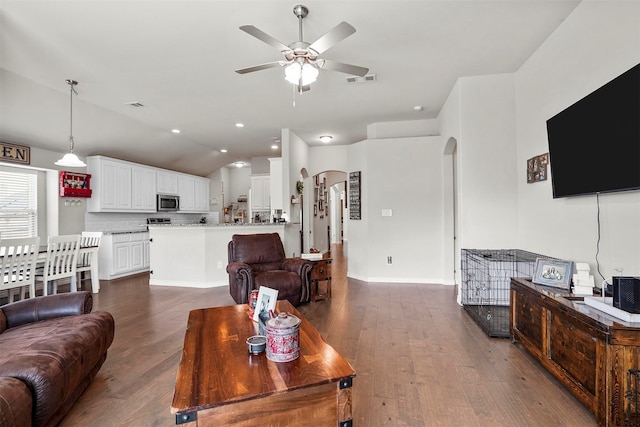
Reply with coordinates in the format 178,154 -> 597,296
546,63 -> 639,198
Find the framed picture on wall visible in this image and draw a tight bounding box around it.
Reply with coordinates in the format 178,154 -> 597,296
349,171 -> 361,220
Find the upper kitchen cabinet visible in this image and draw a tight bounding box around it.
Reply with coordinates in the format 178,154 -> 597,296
250,174 -> 270,211
87,157 -> 131,211
178,174 -> 210,213
131,166 -> 157,211
87,155 -> 209,213
157,171 -> 179,195
194,177 -> 210,212
87,156 -> 156,213
269,158 -> 282,213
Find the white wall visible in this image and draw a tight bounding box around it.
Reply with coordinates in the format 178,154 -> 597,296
515,0 -> 640,280
456,73 -> 519,249
309,145 -> 348,175
346,136 -> 447,283
283,129 -> 310,252
1,145 -> 86,237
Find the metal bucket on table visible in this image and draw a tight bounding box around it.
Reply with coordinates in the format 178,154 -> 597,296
265,312 -> 301,362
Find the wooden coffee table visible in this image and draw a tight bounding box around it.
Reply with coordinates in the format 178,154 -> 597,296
171,300 -> 355,426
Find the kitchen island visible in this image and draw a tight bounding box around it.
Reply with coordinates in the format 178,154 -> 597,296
147,223 -> 300,288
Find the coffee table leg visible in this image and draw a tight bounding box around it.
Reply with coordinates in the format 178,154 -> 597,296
338,376 -> 354,426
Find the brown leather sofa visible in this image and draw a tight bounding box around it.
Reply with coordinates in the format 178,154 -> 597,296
0,292 -> 115,427
227,233 -> 313,306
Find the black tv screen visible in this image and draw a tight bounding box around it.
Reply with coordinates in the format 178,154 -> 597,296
546,63 -> 640,198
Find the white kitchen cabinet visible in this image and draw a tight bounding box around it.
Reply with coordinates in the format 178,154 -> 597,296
98,232 -> 150,280
87,155 -> 209,213
87,157 -> 131,211
87,156 -> 156,213
178,175 -> 195,211
131,166 -> 157,211
194,177 -> 210,212
250,175 -> 270,211
179,175 -> 209,213
269,157 -> 282,213
157,171 -> 179,195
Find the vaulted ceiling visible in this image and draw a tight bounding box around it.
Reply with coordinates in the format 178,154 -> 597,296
0,1 -> 580,176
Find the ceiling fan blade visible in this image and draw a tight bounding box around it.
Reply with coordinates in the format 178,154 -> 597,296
239,25 -> 291,53
317,59 -> 369,77
308,22 -> 356,55
235,61 -> 283,74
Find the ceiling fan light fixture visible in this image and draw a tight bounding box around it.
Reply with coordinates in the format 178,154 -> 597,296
55,79 -> 86,168
285,62 -> 318,86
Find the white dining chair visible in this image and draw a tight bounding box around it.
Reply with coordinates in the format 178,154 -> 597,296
0,237 -> 40,302
77,231 -> 102,293
35,234 -> 81,296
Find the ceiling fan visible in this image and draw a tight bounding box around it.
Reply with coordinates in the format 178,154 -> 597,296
235,4 -> 369,93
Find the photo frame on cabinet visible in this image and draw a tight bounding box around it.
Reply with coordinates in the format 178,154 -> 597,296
532,258 -> 574,289
253,286 -> 279,322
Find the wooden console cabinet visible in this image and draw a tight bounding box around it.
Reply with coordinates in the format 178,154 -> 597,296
310,258 -> 332,302
510,278 -> 640,426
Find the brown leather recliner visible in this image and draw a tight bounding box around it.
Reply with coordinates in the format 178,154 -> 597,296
227,233 -> 313,306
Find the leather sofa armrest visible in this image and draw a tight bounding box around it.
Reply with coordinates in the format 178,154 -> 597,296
226,262 -> 252,275
0,291 -> 92,330
0,377 -> 32,427
227,262 -> 254,304
282,258 -> 313,276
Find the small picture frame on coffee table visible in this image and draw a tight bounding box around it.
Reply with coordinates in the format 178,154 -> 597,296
253,286 -> 278,322
532,258 -> 574,289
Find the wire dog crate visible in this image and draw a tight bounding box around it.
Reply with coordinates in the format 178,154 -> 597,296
461,249 -> 547,338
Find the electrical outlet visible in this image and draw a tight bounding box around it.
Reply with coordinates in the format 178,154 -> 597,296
217,260 -> 223,269
387,256 -> 392,264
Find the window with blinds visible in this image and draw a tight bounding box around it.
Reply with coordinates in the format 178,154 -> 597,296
0,169 -> 38,238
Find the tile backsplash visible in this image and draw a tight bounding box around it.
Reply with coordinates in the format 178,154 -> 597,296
85,212 -> 219,233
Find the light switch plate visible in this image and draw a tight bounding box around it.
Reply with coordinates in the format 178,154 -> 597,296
382,209 -> 392,217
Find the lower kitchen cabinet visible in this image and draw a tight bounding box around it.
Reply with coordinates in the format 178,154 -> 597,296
98,232 -> 150,280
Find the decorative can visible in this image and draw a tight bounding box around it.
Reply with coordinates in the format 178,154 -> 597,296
248,290 -> 259,318
265,312 -> 301,362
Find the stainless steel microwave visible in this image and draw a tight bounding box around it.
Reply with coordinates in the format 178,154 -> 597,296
157,194 -> 179,211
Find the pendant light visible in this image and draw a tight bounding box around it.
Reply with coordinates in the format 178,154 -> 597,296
55,79 -> 86,168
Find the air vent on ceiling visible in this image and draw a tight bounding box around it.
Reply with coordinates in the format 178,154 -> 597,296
124,102 -> 144,107
346,74 -> 376,84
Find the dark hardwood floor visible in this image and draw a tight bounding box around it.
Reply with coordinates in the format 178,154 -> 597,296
59,244 -> 596,426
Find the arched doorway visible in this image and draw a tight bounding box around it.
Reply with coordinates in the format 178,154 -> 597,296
308,170 -> 346,254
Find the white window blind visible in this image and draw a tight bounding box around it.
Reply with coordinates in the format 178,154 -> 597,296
0,170 -> 38,238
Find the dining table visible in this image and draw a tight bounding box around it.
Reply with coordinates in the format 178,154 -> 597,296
1,242 -> 100,295
35,244 -> 100,294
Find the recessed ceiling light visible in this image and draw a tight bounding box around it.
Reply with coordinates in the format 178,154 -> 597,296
271,144 -> 279,150
220,149 -> 228,153
319,135 -> 333,143
235,123 -> 245,128
171,129 -> 181,134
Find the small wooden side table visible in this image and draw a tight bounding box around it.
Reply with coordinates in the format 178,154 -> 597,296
310,258 -> 332,302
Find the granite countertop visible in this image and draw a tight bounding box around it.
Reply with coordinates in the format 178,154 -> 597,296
146,223 -> 289,228
103,229 -> 148,235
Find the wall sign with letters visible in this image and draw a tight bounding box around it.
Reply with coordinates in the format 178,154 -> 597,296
1,142 -> 30,165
